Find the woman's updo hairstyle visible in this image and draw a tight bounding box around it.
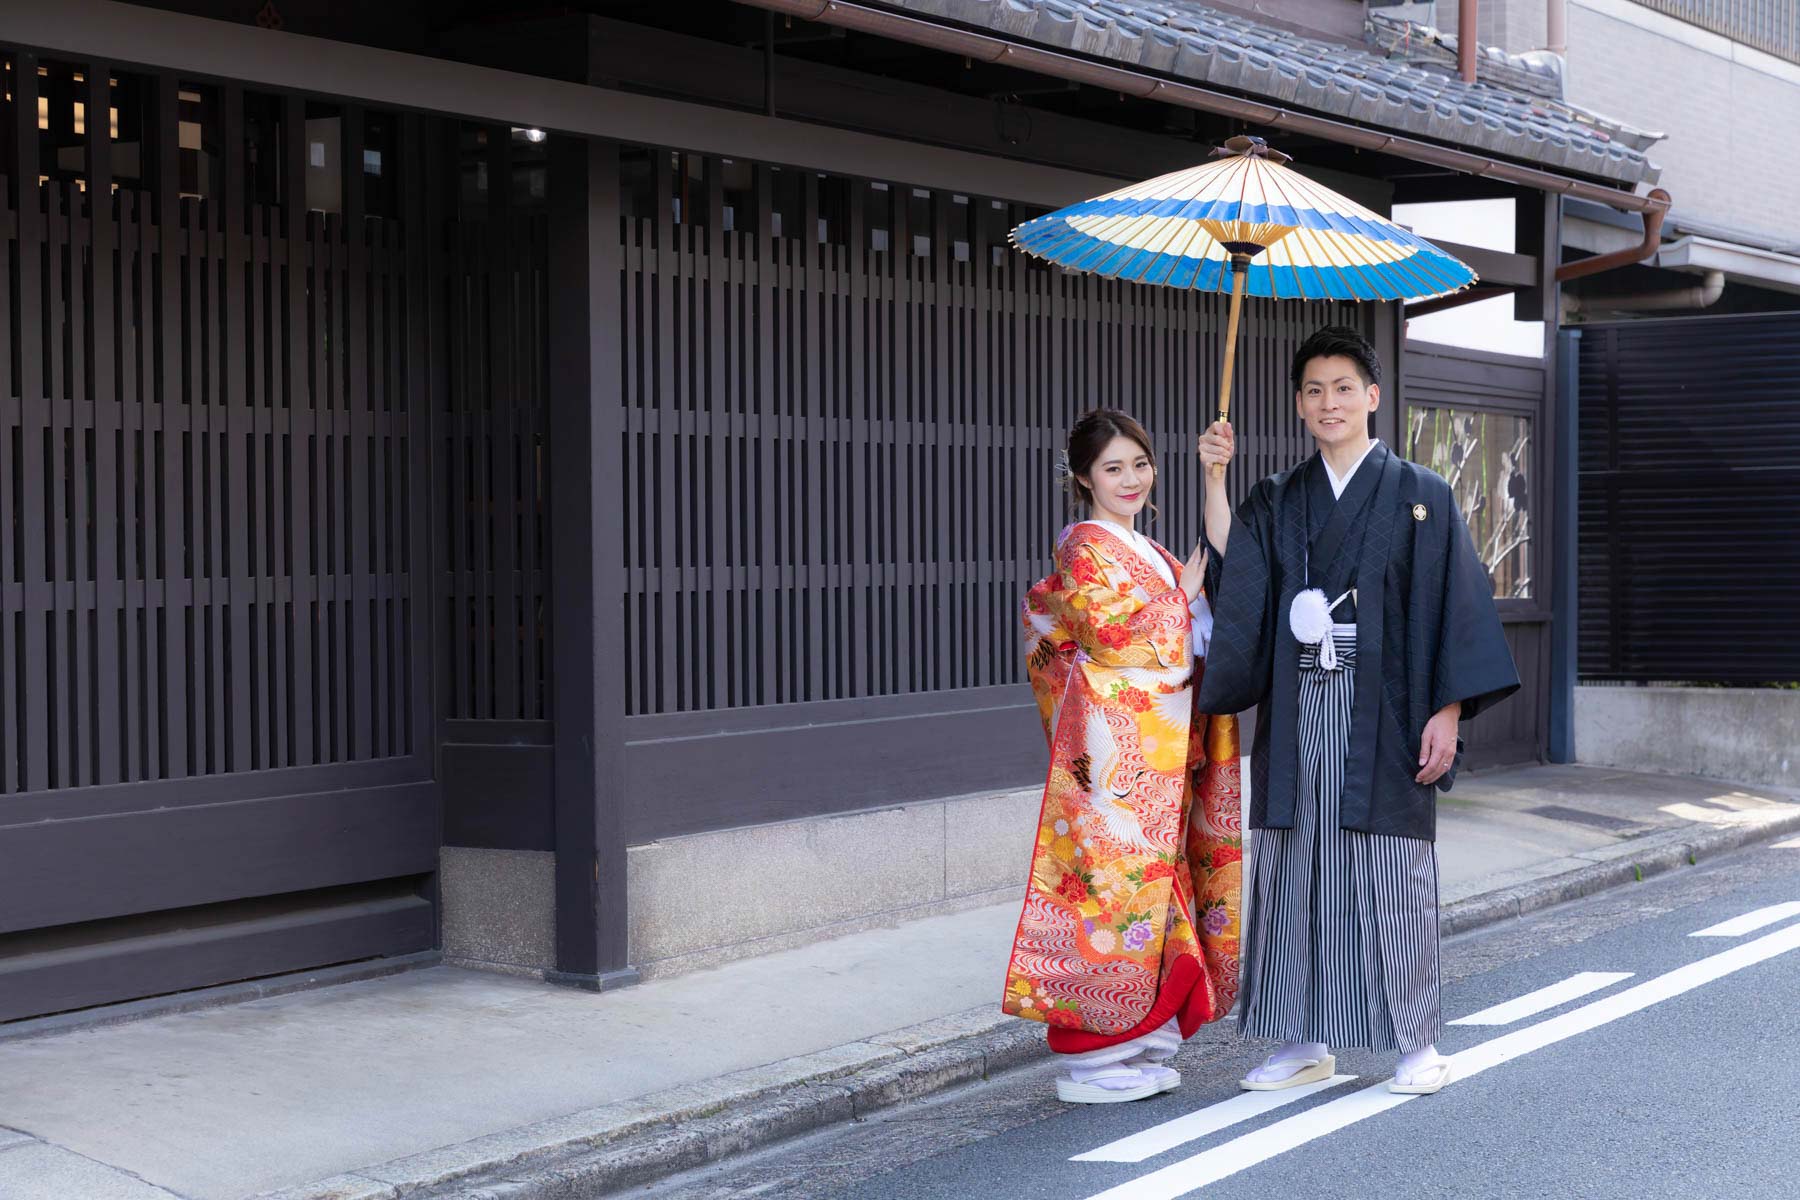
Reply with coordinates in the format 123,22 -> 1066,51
1063,409 -> 1159,522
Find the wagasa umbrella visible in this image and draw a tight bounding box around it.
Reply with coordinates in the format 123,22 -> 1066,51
1010,136 -> 1477,440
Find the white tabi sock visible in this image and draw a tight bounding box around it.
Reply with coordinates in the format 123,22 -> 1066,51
1244,1040 -> 1330,1084
1395,1044 -> 1449,1086
1122,1016 -> 1183,1066
1061,1019 -> 1178,1090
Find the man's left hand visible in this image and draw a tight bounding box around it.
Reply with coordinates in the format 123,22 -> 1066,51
1416,703 -> 1461,786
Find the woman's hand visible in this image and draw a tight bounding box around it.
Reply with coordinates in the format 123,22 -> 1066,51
1416,702 -> 1462,785
1178,539 -> 1207,601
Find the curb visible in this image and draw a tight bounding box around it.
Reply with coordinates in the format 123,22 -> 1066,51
259,808 -> 1800,1200
1439,807 -> 1800,936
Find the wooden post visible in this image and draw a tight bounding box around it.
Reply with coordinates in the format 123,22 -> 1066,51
546,135 -> 637,990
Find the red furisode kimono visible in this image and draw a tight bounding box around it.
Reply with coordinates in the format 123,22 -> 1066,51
1003,520 -> 1243,1053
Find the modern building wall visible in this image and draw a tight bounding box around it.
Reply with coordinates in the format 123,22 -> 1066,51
1430,0 -> 1800,244
1565,0 -> 1800,246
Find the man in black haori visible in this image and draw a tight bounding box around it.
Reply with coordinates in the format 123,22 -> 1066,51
1195,326 -> 1518,1095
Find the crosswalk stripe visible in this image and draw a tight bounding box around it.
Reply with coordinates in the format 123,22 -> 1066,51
1689,901 -> 1800,938
1071,1075 -> 1356,1163
1446,972 -> 1633,1026
1078,918 -> 1800,1200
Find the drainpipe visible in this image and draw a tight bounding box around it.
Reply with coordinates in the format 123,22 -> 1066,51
1562,269 -> 1725,317
1548,326 -> 1580,763
1546,0 -> 1568,55
1410,185 -> 1673,322
1460,0 -> 1479,83
1556,187 -> 1671,281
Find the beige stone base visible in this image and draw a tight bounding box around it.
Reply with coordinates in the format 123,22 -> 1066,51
625,787 -> 1041,979
440,847 -> 557,975
1576,685 -> 1799,789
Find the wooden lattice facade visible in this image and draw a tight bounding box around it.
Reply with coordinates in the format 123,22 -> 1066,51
0,7 -> 1561,1023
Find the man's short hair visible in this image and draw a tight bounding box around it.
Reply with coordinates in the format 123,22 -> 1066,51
1290,325 -> 1382,393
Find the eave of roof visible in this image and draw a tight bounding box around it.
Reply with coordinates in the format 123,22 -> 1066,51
870,0 -> 1663,187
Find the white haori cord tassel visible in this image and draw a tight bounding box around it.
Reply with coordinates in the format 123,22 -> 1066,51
1288,587 -> 1355,669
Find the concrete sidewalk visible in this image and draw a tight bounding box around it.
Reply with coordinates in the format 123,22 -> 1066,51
2,765 -> 1798,1200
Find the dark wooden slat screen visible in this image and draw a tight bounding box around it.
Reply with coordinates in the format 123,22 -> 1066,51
436,124 -> 553,725
0,53 -> 439,1020
1578,312 -> 1800,684
617,148 -> 1353,718
0,63 -> 419,788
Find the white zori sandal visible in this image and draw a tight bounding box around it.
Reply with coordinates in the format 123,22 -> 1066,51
1389,1058 -> 1453,1095
1056,1063 -> 1165,1104
1239,1053 -> 1337,1092
1056,1020 -> 1182,1103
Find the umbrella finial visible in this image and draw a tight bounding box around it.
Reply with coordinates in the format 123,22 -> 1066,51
1213,135 -> 1293,165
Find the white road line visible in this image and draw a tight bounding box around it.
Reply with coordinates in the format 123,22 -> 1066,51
1689,901 -> 1800,938
1447,972 -> 1634,1026
1071,1075 -> 1356,1164
1079,918 -> 1800,1200
1772,837 -> 1800,850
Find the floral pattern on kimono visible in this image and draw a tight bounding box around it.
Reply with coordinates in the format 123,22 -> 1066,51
1003,522 -> 1242,1044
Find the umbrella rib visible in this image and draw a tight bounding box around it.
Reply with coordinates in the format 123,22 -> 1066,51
1235,155 -> 1255,237
1258,165 -> 1315,299
1269,165 -> 1339,299
1172,213 -> 1218,289
1279,166 -> 1419,300
1280,168 -> 1382,298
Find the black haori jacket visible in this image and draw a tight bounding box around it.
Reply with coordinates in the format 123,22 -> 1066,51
1197,441 -> 1519,842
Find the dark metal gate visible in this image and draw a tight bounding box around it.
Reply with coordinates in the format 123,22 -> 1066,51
1577,312 -> 1800,684
0,51 -> 437,1021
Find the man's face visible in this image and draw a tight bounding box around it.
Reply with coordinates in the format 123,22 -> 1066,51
1295,354 -> 1379,449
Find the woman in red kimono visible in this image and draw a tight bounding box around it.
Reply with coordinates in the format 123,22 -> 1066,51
1003,409 -> 1243,1103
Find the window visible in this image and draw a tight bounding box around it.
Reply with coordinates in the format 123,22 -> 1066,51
1407,405 -> 1533,599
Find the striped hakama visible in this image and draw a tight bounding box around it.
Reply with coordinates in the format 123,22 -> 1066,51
1239,627 -> 1441,1052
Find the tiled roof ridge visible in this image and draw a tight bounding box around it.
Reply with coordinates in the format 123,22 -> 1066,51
873,0 -> 1664,185
1364,12 -> 1664,149
1365,12 -> 1565,101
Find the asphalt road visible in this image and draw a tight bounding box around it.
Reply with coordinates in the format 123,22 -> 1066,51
631,839 -> 1800,1200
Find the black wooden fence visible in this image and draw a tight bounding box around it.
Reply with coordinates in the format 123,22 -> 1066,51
614,143 -> 1373,841
1578,312 -> 1800,683
0,53 -> 438,1022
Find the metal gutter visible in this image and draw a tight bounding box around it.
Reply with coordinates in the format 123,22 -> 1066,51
732,0 -> 1671,217
1658,235 -> 1800,296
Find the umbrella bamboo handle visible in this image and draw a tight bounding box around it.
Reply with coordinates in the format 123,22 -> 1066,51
1210,259 -> 1250,483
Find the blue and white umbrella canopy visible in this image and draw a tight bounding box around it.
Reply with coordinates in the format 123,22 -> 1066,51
1011,139 -> 1476,303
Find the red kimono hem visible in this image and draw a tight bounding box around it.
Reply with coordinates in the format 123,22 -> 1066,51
1044,954 -> 1213,1055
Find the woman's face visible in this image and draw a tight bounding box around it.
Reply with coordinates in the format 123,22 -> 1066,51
1079,435 -> 1155,526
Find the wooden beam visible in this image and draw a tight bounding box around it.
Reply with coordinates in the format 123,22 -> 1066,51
7,0 -> 1132,209
1427,240 -> 1539,289
565,15 -> 1205,184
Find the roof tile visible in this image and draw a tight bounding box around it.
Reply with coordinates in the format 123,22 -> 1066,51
876,0 -> 1662,184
